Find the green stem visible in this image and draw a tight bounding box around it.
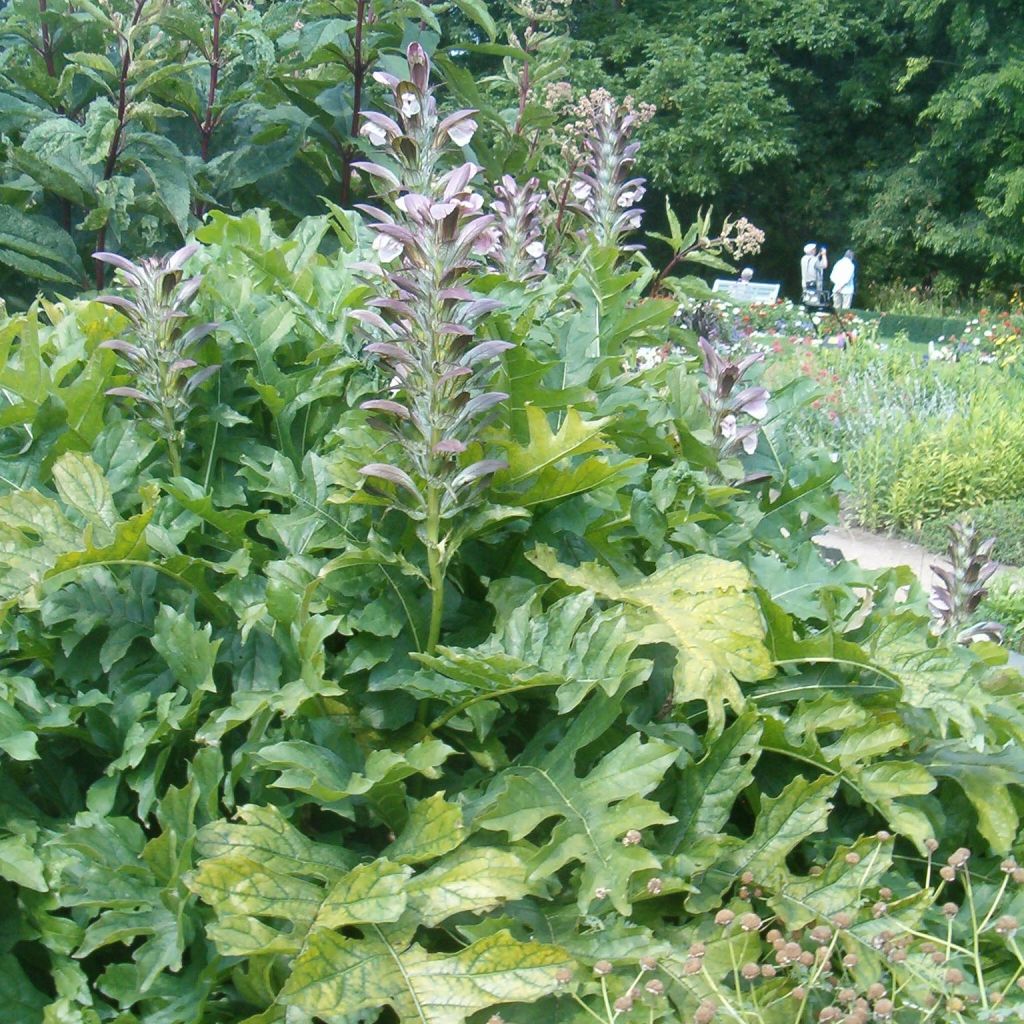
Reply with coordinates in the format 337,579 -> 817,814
425,484 -> 444,657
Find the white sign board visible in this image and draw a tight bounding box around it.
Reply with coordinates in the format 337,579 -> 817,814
712,279 -> 780,303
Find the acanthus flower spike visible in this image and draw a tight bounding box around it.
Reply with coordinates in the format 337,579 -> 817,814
352,43 -> 515,655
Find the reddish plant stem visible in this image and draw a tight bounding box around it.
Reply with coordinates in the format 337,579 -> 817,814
195,0 -> 225,218
95,0 -> 147,289
339,0 -> 368,207
38,0 -> 56,78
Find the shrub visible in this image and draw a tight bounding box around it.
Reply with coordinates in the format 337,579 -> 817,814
1,42 -> 1022,1024
917,500 -> 1024,568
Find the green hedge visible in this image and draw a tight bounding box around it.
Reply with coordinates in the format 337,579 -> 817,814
859,311 -> 968,344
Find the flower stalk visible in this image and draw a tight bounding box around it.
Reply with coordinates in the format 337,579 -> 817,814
94,244 -> 220,476
353,44 -> 511,655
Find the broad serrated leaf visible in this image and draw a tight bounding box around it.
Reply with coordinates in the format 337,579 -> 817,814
529,545 -> 773,732
406,846 -> 536,927
281,928 -> 572,1024
475,711 -> 676,913
771,836 -> 893,928
387,792 -> 465,865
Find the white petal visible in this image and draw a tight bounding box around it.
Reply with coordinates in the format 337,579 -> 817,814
447,119 -> 477,146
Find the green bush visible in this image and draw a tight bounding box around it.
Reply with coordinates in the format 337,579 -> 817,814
916,499 -> 1024,566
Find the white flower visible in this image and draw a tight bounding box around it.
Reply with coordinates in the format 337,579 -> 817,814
360,122 -> 388,147
571,181 -> 592,201
400,92 -> 421,118
373,233 -> 403,263
719,414 -> 737,440
473,228 -> 499,256
525,240 -> 545,259
447,118 -> 477,146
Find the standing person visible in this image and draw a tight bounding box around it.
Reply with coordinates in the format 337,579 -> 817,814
800,242 -> 828,301
830,249 -> 856,309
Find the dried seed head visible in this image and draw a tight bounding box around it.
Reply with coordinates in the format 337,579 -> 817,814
939,865 -> 956,882
878,887 -> 893,901
740,871 -> 755,885
942,902 -> 959,918
1014,867 -> 1024,884
948,996 -> 965,1013
810,865 -> 825,875
555,967 -> 573,985
799,951 -> 815,967
639,956 -> 658,972
947,847 -> 971,868
925,838 -> 939,853
738,885 -> 750,900
832,912 -> 852,929
1001,858 -> 1018,874
689,942 -> 706,958
683,958 -> 702,976
646,877 -> 663,895
995,914 -> 1019,936
694,1000 -> 718,1024
740,962 -> 760,980
761,964 -> 777,978
644,979 -> 665,996
594,887 -> 610,899
844,852 -> 861,865
790,986 -> 807,1001
622,829 -> 643,846
867,984 -> 886,1001
715,909 -> 735,926
810,925 -> 832,944
889,949 -> 906,963
819,1009 -> 842,1023
873,997 -> 893,1018
872,902 -> 887,918
766,928 -> 782,942
931,951 -> 946,965
945,967 -> 965,986
613,995 -> 633,1012
838,988 -> 856,1004
875,831 -> 891,842
739,912 -> 762,932
842,953 -> 858,968
593,960 -> 614,977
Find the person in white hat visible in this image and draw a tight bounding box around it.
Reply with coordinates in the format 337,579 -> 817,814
800,242 -> 828,299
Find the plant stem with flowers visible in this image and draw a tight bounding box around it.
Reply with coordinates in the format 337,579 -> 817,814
351,44 -> 513,655
93,245 -> 220,477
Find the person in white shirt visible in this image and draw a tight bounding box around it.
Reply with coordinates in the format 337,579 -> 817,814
800,242 -> 827,300
830,249 -> 856,309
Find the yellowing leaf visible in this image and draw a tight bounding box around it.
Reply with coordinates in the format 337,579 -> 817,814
406,847 -> 536,926
529,544 -> 773,732
387,792 -> 465,864
281,927 -> 573,1024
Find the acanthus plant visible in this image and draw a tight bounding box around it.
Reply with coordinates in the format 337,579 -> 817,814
930,519 -> 1005,644
94,244 -> 220,476
352,43 -> 516,654
698,337 -> 770,456
491,174 -> 548,282
563,88 -> 654,248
